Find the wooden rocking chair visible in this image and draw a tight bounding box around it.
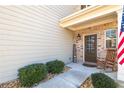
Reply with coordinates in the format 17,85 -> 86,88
97,49 -> 117,71
104,49 -> 117,71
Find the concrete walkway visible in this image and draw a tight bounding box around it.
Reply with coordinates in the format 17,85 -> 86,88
35,63 -> 117,88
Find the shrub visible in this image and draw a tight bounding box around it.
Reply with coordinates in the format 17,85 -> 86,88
91,73 -> 117,88
46,60 -> 65,74
18,63 -> 47,87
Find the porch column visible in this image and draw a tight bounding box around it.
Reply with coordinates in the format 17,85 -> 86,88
116,7 -> 124,82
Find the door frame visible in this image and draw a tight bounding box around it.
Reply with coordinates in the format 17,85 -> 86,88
83,33 -> 97,63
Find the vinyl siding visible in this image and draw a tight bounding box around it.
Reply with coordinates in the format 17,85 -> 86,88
0,5 -> 76,83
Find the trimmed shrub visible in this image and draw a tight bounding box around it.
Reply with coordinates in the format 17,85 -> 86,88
18,63 -> 47,87
91,73 -> 117,88
46,60 -> 65,74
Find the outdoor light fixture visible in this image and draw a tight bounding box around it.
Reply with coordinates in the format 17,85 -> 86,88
77,34 -> 81,41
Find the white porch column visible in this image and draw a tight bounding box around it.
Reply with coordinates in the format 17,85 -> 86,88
116,6 -> 124,81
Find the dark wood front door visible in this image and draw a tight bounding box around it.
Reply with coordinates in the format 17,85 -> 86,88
85,34 -> 97,63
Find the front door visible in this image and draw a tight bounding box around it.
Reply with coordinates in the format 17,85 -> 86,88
85,34 -> 97,63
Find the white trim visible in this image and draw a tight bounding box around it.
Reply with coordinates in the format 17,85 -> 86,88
59,6 -> 121,28
59,5 -> 98,22
104,28 -> 117,49
82,33 -> 97,63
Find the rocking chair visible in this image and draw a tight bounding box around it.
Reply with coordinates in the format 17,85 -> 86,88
97,49 -> 117,71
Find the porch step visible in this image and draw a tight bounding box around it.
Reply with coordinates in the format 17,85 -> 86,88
83,62 -> 97,67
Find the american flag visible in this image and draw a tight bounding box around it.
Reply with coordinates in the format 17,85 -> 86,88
118,7 -> 124,65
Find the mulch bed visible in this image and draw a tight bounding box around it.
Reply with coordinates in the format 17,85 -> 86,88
80,76 -> 94,88
0,79 -> 21,88
0,66 -> 71,88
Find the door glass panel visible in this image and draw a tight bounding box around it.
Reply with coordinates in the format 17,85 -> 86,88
85,35 -> 96,53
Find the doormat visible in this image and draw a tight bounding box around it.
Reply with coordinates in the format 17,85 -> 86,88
82,63 -> 97,67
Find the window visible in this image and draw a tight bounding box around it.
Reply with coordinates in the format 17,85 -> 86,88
81,5 -> 91,10
105,29 -> 117,48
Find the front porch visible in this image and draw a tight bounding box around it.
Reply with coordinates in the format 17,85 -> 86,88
59,5 -> 121,71
67,63 -> 117,80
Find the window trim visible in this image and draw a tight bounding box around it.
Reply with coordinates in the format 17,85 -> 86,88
104,29 -> 117,49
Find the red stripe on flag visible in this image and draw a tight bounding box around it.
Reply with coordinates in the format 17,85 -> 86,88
118,35 -> 124,49
118,48 -> 124,58
119,58 -> 124,65
120,31 -> 122,36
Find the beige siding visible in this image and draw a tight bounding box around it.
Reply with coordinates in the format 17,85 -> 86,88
0,5 -> 76,83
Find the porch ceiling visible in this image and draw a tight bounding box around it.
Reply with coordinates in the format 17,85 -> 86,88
59,5 -> 122,31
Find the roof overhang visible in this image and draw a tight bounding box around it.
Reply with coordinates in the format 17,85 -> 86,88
59,5 -> 122,31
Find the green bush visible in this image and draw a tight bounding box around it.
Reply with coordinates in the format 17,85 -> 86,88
18,63 -> 47,87
46,60 -> 65,74
91,73 -> 117,88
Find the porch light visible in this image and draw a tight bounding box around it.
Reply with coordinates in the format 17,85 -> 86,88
77,34 -> 81,41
